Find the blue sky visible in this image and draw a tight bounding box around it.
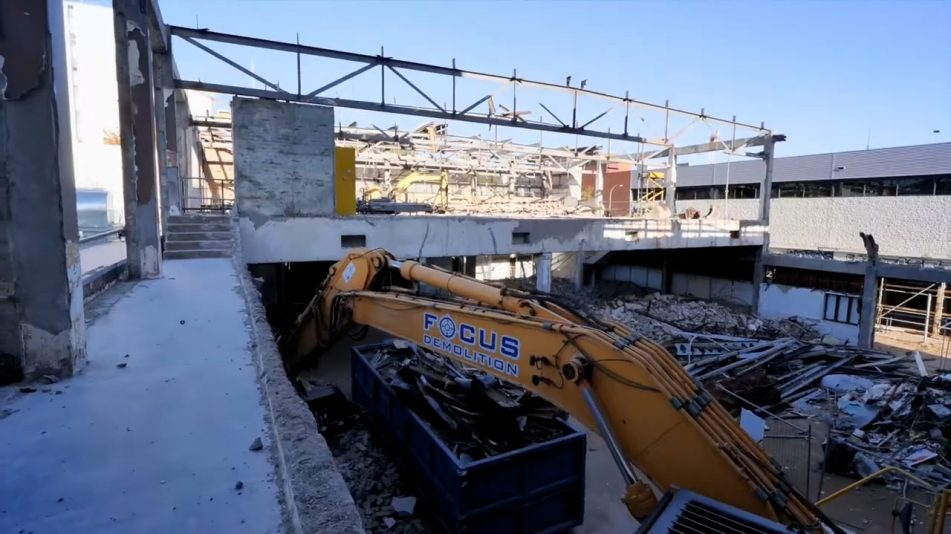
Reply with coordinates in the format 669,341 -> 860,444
152,0 -> 950,158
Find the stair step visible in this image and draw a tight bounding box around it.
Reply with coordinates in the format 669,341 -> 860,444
166,231 -> 232,242
167,222 -> 231,233
166,240 -> 233,251
168,214 -> 231,224
165,249 -> 233,259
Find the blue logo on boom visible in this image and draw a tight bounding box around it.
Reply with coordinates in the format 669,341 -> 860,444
438,316 -> 456,338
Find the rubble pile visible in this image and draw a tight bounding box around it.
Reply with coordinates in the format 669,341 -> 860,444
444,197 -> 587,217
597,292 -> 820,341
810,373 -> 951,486
581,285 -> 951,487
368,344 -> 570,461
325,419 -> 430,534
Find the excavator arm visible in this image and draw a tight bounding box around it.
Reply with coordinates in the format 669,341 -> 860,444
290,249 -> 833,530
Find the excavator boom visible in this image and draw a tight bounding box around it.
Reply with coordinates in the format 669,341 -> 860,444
290,249 -> 832,530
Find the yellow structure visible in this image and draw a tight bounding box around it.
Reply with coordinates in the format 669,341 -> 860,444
289,249 -> 836,531
334,147 -> 357,216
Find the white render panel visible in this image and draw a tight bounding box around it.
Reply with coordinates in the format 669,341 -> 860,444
759,284 -> 859,343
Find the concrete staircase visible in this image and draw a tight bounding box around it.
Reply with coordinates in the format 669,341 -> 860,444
165,214 -> 234,259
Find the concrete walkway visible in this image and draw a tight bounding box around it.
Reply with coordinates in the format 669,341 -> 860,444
0,259 -> 284,533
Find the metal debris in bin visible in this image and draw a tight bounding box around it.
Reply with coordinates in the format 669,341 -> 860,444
367,340 -> 571,461
352,340 -> 586,533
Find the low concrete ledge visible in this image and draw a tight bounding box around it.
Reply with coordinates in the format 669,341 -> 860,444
82,260 -> 128,301
239,214 -> 767,264
232,224 -> 365,534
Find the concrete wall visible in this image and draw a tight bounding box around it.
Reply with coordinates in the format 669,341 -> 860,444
599,265 -> 753,305
671,273 -> 754,305
678,199 -> 760,222
679,196 -> 951,259
759,283 -> 860,343
601,264 -> 664,291
232,98 -> 335,220
475,255 -> 535,280
238,215 -> 764,264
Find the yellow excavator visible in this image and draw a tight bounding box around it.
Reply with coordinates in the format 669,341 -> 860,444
290,249 -> 950,533
362,170 -> 449,210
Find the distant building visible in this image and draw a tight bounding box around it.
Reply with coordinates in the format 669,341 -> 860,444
675,142 -> 951,261
62,1 -> 123,233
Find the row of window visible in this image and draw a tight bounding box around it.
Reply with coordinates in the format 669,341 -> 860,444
670,174 -> 951,201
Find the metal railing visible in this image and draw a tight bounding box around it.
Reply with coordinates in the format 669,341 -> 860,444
182,176 -> 234,213
79,227 -> 123,245
876,280 -> 948,342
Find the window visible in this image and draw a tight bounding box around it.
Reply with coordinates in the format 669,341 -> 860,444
802,182 -> 834,197
775,183 -> 802,198
823,293 -> 861,325
837,181 -> 866,197
727,184 -> 760,199
865,180 -> 897,196
896,177 -> 935,196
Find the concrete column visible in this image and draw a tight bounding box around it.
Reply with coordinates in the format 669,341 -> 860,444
535,253 -> 552,293
464,256 -> 477,278
566,166 -> 583,201
751,249 -> 765,314
857,266 -> 878,348
164,92 -> 183,216
0,0 -> 86,381
153,50 -> 171,231
573,252 -> 585,289
665,149 -> 677,215
932,283 -> 946,338
113,0 -> 161,278
594,162 -> 605,215
759,136 -> 776,223
661,250 -> 674,294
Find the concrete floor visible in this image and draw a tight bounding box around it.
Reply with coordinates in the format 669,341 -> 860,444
80,238 -> 126,275
0,259 -> 284,534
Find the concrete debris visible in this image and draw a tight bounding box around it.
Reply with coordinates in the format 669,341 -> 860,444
40,375 -> 59,384
325,418 -> 429,533
594,291 -> 819,342
247,437 -> 263,451
391,496 -> 417,517
818,372 -> 951,486
444,196 -> 584,217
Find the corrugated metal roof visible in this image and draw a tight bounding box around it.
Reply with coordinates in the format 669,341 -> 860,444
675,142 -> 951,187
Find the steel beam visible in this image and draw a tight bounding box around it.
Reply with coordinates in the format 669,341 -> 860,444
634,135 -> 770,161
167,25 -> 767,133
174,79 -> 650,143
760,254 -> 866,275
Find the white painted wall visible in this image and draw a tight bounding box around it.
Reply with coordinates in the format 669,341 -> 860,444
771,196 -> 951,260
759,283 -> 860,343
475,255 -> 535,281
678,196 -> 951,260
62,2 -> 123,226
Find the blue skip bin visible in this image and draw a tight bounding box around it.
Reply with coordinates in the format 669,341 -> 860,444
351,341 -> 586,533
